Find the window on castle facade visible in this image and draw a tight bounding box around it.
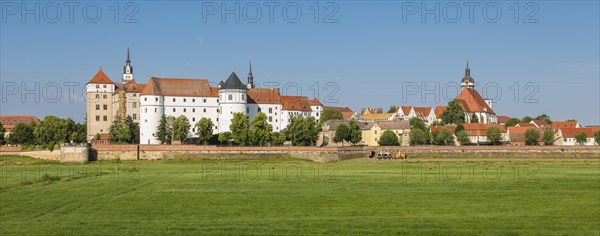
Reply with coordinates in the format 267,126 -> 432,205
96,94 -> 100,99
228,94 -> 233,101
133,114 -> 137,120
184,108 -> 187,112
173,108 -> 176,112
173,98 -> 176,102
133,102 -> 137,108
96,105 -> 100,110
96,116 -> 100,121
103,116 -> 107,121
155,97 -> 158,101
203,98 -> 207,103
103,94 -> 107,99
184,98 -> 186,102
103,105 -> 107,110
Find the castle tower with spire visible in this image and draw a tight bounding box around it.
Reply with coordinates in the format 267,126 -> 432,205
247,59 -> 254,89
123,48 -> 134,82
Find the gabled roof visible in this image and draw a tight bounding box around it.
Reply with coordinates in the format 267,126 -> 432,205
247,88 -> 281,104
507,127 -> 545,142
281,96 -> 312,111
431,125 -> 457,133
551,121 -> 579,129
463,123 -> 506,136
434,106 -> 447,118
140,77 -> 218,97
0,115 -> 41,132
375,120 -> 410,130
323,120 -> 368,131
516,123 -> 536,128
413,107 -> 433,121
560,128 -> 593,138
308,98 -> 323,106
87,68 -> 115,85
531,120 -> 548,127
496,116 -> 511,123
397,106 -> 413,115
456,88 -> 495,114
221,72 -> 247,90
324,106 -> 355,120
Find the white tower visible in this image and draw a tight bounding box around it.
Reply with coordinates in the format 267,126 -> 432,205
218,71 -> 248,132
140,79 -> 165,144
123,48 -> 134,82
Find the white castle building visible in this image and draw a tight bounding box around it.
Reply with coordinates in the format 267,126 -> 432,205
139,62 -> 323,144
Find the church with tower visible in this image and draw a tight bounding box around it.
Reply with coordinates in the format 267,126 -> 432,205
86,49 -> 324,144
455,61 -> 497,124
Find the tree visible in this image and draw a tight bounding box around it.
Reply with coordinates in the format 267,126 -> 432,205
524,128 -> 541,145
172,115 -> 191,143
155,115 -> 174,144
504,118 -> 520,127
386,106 -> 397,113
595,131 -> 600,145
218,132 -> 231,146
486,126 -> 502,145
456,130 -> 470,145
320,108 -> 343,124
348,120 -> 362,145
543,129 -> 555,146
534,114 -> 552,124
250,112 -> 272,146
521,116 -> 533,123
285,116 -> 320,146
230,112 -> 250,145
8,123 -> 34,145
409,128 -> 426,146
124,116 -> 139,144
334,123 -> 350,145
470,113 -> 479,123
431,120 -> 445,127
378,130 -> 400,146
574,132 -> 588,145
409,117 -> 427,132
108,115 -> 124,143
195,118 -> 214,145
270,132 -> 285,146
441,99 -> 465,124
0,122 -> 5,145
455,123 -> 464,133
433,128 -> 454,145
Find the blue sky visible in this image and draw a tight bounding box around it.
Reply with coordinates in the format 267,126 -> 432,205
1,1 -> 599,125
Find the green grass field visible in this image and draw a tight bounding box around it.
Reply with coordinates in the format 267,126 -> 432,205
1,155 -> 599,235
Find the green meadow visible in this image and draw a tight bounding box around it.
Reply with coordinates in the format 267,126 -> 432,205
0,155 -> 598,235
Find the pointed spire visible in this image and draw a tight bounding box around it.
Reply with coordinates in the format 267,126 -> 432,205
465,59 -> 470,76
247,58 -> 254,89
127,47 -> 131,62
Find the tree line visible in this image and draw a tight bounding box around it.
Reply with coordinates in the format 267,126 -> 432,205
153,112 -> 321,146
0,116 -> 86,150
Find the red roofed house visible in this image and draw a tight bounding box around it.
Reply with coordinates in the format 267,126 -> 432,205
396,106 -> 415,121
507,126 -> 547,146
433,106 -> 447,122
551,121 -> 581,129
456,61 -> 498,124
496,116 -> 510,125
462,123 -> 507,144
557,128 -> 595,145
0,115 -> 40,137
323,106 -> 357,121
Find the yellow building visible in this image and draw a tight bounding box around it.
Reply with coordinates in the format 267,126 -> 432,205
361,121 -> 410,146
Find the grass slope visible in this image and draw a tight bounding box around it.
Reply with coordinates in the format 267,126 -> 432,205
1,156 -> 599,235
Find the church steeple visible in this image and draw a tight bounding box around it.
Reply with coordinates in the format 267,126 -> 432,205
461,60 -> 474,89
123,47 -> 134,82
247,59 -> 254,89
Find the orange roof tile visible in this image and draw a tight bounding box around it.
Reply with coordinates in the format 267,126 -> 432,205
531,120 -> 548,127
308,98 -> 323,106
87,68 -> 115,85
463,123 -> 506,136
551,121 -> 579,129
517,123 -> 536,128
397,106 -> 413,115
434,106 -> 447,118
324,106 -> 353,113
247,88 -> 281,104
496,116 -> 510,123
281,96 -> 312,111
430,125 -> 457,133
560,128 -> 593,138
140,77 -> 218,97
0,115 -> 41,132
362,113 -> 394,121
456,88 -> 494,114
507,127 -> 545,142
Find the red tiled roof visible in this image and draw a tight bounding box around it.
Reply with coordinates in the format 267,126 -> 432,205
430,125 -> 457,133
308,98 -> 323,106
413,107 -> 432,121
588,126 -> 600,133
396,106 -> 413,115
141,77 -> 218,97
517,123 -> 536,128
531,120 -> 548,127
507,127 -> 545,142
324,106 -> 353,113
87,68 -> 115,85
560,128 -> 593,138
456,88 -> 495,114
247,88 -> 281,104
551,121 -> 579,129
463,123 -> 506,136
496,116 -> 510,123
434,106 -> 447,118
0,115 -> 41,132
281,96 -> 312,112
